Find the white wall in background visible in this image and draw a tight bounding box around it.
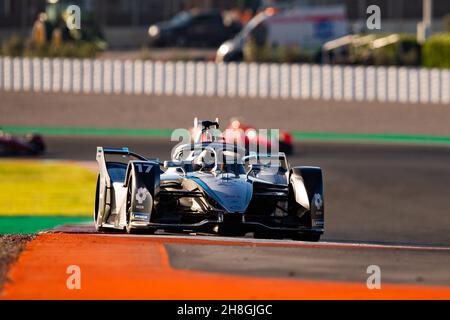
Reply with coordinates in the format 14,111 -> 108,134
0,57 -> 449,105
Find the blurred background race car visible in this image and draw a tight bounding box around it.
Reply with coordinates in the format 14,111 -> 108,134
190,118 -> 294,155
0,129 -> 46,156
224,118 -> 294,155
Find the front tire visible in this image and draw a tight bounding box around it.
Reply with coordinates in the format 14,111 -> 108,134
254,230 -> 284,240
126,208 -> 135,234
126,176 -> 135,234
292,233 -> 321,242
125,175 -> 157,235
218,224 -> 245,237
126,207 -> 156,234
94,175 -> 106,232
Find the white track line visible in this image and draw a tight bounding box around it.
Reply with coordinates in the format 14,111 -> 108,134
49,224 -> 450,252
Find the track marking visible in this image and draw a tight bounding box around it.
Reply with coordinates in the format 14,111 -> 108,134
50,224 -> 450,253
2,233 -> 450,299
129,235 -> 450,252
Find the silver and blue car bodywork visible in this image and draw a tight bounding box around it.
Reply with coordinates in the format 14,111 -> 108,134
94,124 -> 324,241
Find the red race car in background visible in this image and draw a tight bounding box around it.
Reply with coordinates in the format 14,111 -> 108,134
190,118 -> 294,155
224,118 -> 294,155
0,129 -> 46,156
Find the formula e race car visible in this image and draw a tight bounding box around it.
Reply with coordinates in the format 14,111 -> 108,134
0,129 -> 46,156
94,120 -> 324,241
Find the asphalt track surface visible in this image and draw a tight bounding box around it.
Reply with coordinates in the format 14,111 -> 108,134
3,91 -> 450,135
3,136 -> 450,299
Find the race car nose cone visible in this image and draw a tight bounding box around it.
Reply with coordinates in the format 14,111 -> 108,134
196,175 -> 253,213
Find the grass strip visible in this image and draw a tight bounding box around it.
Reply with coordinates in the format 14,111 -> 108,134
0,160 -> 96,216
5,126 -> 450,145
0,216 -> 90,234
